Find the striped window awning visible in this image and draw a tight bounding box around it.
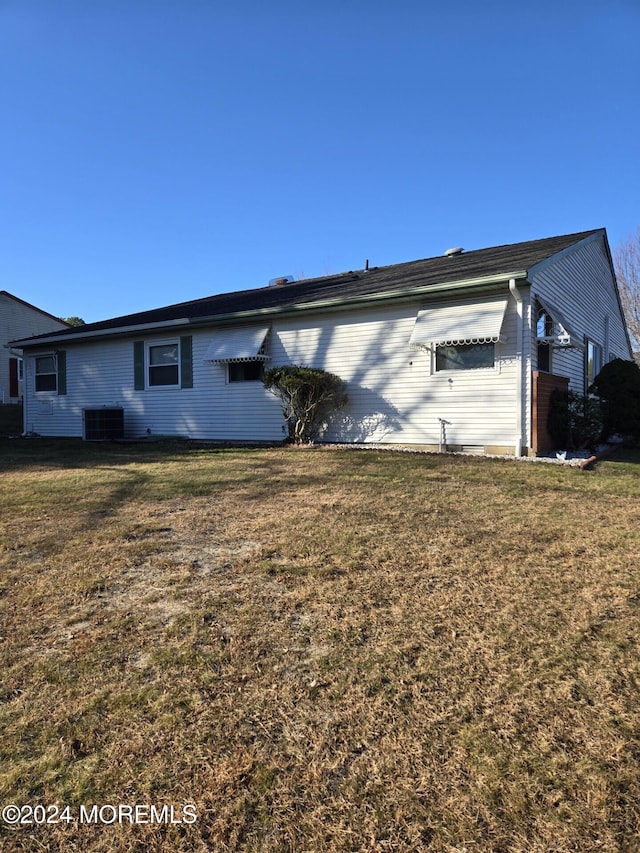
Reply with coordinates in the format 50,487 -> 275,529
204,326 -> 271,363
409,297 -> 508,348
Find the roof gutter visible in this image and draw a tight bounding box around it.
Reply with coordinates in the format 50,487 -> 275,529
10,317 -> 191,349
12,270 -> 530,347
187,271 -> 530,328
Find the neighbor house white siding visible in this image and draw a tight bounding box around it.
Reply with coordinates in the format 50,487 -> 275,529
1,292 -> 67,403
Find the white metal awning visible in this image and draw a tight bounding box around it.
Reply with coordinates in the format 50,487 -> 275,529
204,326 -> 271,363
409,297 -> 508,348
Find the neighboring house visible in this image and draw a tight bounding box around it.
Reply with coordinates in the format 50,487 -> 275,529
10,229 -> 633,454
1,291 -> 69,403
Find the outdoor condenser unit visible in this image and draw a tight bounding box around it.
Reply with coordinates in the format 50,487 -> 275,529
83,407 -> 124,441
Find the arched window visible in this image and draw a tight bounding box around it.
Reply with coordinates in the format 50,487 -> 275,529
536,308 -> 554,340
536,304 -> 554,372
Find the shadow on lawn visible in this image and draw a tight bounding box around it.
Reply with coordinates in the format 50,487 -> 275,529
0,437 -> 264,474
2,435 -> 638,480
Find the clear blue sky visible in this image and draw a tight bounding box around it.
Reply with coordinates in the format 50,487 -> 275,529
1,0 -> 639,323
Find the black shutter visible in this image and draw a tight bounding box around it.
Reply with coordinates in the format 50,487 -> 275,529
134,341 -> 145,390
56,351 -> 67,395
9,358 -> 18,397
180,336 -> 193,389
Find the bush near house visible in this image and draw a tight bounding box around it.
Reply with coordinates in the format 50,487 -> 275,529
262,365 -> 347,444
548,358 -> 640,449
547,389 -> 603,450
589,357 -> 640,441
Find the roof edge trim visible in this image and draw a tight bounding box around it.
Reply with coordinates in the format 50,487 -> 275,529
12,270 -> 528,347
187,271 -> 527,329
11,318 -> 191,349
527,229 -> 605,280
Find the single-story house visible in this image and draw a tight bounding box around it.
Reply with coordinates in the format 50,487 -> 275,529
1,291 -> 69,403
10,228 -> 633,454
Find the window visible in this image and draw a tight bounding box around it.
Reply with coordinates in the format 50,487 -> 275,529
586,339 -> 603,389
133,337 -> 192,391
148,342 -> 179,387
536,310 -> 554,339
35,355 -> 57,392
435,342 -> 495,371
536,306 -> 553,373
534,298 -> 581,363
537,342 -> 551,372
228,361 -> 265,382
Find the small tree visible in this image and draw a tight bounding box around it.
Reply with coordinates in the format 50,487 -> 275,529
589,358 -> 640,440
262,365 -> 347,444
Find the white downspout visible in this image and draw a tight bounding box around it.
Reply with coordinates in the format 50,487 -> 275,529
509,279 -> 524,456
22,354 -> 29,436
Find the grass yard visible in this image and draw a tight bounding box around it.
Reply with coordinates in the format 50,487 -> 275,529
1,439 -> 639,853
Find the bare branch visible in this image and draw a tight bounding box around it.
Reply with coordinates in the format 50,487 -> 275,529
614,227 -> 640,351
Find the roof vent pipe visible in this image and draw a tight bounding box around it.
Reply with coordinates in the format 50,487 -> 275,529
445,247 -> 464,257
268,275 -> 295,287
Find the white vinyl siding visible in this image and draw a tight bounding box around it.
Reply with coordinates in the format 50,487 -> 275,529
22,336 -> 283,441
274,299 -> 520,447
530,236 -> 632,392
21,297 -> 522,448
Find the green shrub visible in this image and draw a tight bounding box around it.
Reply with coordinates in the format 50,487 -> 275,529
589,358 -> 640,440
547,389 -> 603,450
262,365 -> 347,444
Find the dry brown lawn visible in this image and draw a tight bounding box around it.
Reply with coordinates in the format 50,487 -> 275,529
1,440 -> 639,852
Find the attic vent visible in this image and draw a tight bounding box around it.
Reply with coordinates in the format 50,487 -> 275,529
445,247 -> 464,257
269,275 -> 295,287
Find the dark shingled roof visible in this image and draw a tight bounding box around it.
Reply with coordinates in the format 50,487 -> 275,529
14,229 -> 603,345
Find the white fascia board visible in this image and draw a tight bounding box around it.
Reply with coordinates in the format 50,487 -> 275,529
527,230 -> 604,280
11,318 -> 191,349
11,269 -> 530,346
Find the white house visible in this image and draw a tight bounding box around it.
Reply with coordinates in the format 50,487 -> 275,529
10,229 -> 633,454
1,291 -> 69,403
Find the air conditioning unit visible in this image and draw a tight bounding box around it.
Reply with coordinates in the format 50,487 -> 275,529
83,407 -> 124,441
